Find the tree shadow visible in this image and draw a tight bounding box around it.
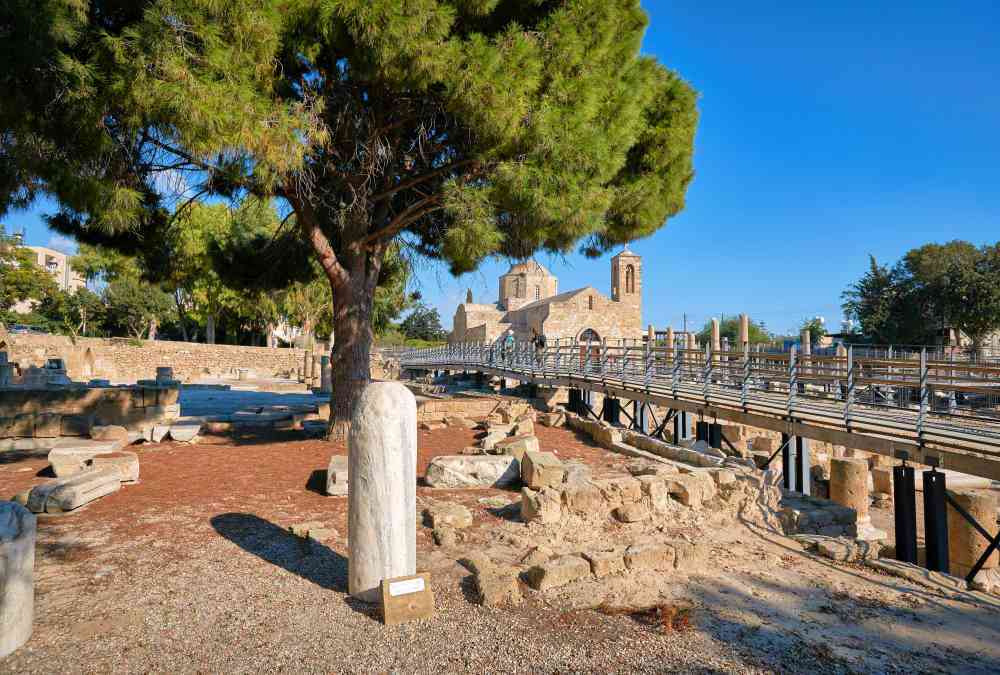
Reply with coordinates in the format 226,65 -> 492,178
210,512 -> 348,593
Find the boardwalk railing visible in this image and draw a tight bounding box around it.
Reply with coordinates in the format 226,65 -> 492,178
401,338 -> 1000,479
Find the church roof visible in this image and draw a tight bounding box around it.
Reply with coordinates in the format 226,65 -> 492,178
504,259 -> 553,277
511,286 -> 600,312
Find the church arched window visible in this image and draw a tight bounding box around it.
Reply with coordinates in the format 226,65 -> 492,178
625,265 -> 635,294
534,286 -> 540,300
514,278 -> 521,298
588,295 -> 594,310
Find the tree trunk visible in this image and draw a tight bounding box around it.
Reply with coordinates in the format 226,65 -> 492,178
174,290 -> 189,342
148,318 -> 158,340
206,314 -> 216,344
328,274 -> 376,439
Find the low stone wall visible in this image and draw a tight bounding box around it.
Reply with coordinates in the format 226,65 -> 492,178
414,393 -> 504,422
1,334 -> 306,384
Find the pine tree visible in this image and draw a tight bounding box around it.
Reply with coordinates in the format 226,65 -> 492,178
1,0 -> 698,434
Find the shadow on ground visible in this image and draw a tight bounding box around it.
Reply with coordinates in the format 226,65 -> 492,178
210,512 -> 348,592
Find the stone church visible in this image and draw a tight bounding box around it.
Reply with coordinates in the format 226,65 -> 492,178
450,250 -> 643,344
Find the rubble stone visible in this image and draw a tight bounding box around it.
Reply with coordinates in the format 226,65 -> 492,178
521,451 -> 564,489
326,455 -> 348,496
425,455 -> 520,488
89,451 -> 140,483
495,435 -> 539,460
624,544 -> 675,571
26,467 -> 122,513
613,503 -> 650,523
582,548 -> 627,578
521,487 -> 561,524
423,502 -> 473,529
525,555 -> 592,590
474,569 -> 523,607
90,425 -> 129,443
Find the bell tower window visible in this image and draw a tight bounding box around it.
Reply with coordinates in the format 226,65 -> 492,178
625,265 -> 635,294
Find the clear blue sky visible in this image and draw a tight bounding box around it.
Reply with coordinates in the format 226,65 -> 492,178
5,1 -> 999,335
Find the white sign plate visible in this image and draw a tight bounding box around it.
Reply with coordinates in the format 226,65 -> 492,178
388,577 -> 426,597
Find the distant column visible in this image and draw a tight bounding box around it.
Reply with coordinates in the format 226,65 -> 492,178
320,356 -> 332,394
711,318 -> 721,365
647,324 -> 655,345
666,327 -> 675,350
739,314 -> 750,348
303,350 -> 314,384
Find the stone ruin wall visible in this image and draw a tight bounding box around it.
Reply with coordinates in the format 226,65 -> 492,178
2,334 -> 307,384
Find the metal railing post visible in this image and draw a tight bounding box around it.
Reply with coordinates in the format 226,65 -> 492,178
788,344 -> 797,417
844,345 -> 854,430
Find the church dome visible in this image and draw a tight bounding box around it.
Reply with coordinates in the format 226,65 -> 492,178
505,260 -> 552,277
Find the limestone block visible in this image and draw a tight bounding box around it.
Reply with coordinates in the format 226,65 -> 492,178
474,569 -> 522,607
947,489 -> 998,578
168,422 -> 202,442
479,430 -> 508,451
423,502 -> 473,529
89,451 -> 140,483
562,461 -> 592,484
595,477 -> 643,507
326,455 -> 348,496
27,467 -> 122,513
709,469 -> 737,486
830,458 -> 869,523
513,419 -> 534,437
525,555 -> 591,590
871,467 -> 893,495
33,413 -> 62,438
613,503 -> 650,523
495,435 -> 539,461
624,544 -> 676,572
60,414 -> 93,437
0,502 -> 35,658
9,415 -> 34,438
560,481 -> 604,514
637,475 -> 672,513
419,420 -> 446,431
425,455 -> 520,488
672,540 -> 710,571
347,382 -> 417,602
582,548 -> 627,578
47,438 -> 127,477
537,412 -> 565,428
663,473 -> 717,508
151,425 -> 170,443
521,451 -> 564,489
520,487 -> 561,524
91,425 -> 129,443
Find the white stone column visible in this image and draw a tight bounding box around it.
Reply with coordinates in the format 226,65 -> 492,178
711,318 -> 721,352
303,350 -> 313,384
348,382 -> 417,602
320,356 -> 332,394
666,327 -> 675,350
0,502 -> 35,658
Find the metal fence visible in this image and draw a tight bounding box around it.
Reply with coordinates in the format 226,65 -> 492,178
401,338 -> 1000,456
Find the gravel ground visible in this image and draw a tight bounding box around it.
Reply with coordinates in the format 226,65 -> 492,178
2,425 -> 999,673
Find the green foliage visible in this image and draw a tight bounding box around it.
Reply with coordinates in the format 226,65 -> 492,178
842,242 -> 1000,349
102,277 -> 173,339
797,317 -> 828,343
0,240 -> 59,312
399,303 -> 447,342
36,287 -> 107,337
695,317 -> 770,346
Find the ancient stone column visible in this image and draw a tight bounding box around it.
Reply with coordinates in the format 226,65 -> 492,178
0,352 -> 12,387
320,356 -> 332,394
312,355 -> 322,386
739,314 -> 750,347
711,318 -> 721,352
303,350 -> 313,384
666,327 -> 675,351
0,502 -> 35,658
348,382 -> 417,602
647,324 -> 655,344
947,489 -> 998,579
830,457 -> 869,524
686,332 -> 696,365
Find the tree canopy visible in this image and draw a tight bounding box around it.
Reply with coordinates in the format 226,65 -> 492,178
842,241 -> 1000,351
2,0 -> 699,430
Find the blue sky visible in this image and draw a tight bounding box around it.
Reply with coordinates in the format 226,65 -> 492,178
5,1 -> 999,335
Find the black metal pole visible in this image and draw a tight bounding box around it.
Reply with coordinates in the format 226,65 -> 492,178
923,468 -> 949,573
696,421 -> 709,443
894,463 -> 918,564
781,432 -> 792,490
708,423 -> 722,449
795,436 -> 806,494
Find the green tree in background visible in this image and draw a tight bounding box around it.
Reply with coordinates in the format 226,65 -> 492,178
843,242 -> 1000,352
400,303 -> 447,343
798,317 -> 828,343
3,0 -> 698,433
102,277 -> 173,339
0,239 -> 59,314
696,316 -> 770,347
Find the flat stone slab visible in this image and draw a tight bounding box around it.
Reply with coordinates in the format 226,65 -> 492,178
0,502 -> 36,658
26,468 -> 122,513
327,455 -> 348,496
525,555 -> 592,591
521,451 -> 564,489
168,422 -> 202,442
90,451 -> 140,483
425,455 -> 519,488
48,439 -> 128,477
423,502 -> 473,529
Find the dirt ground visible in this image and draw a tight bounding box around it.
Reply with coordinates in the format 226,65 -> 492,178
1,425 -> 999,673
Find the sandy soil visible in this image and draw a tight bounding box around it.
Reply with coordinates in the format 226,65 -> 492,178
1,425 -> 999,673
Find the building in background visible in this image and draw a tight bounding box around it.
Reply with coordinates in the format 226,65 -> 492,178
450,249 -> 643,344
7,240 -> 86,314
